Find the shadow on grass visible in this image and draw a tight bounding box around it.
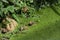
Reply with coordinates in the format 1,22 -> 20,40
50,6 -> 60,16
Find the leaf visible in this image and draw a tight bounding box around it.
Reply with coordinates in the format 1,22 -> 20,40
9,0 -> 20,4
30,0 -> 33,3
0,10 -> 3,16
2,8 -> 8,14
0,2 -> 4,8
7,6 -> 15,13
12,14 -> 19,22
2,0 -> 8,3
14,7 -> 20,10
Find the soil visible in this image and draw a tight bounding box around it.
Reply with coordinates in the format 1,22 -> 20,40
1,17 -> 18,33
20,25 -> 28,31
28,21 -> 34,26
6,17 -> 18,31
21,6 -> 28,13
1,37 -> 9,40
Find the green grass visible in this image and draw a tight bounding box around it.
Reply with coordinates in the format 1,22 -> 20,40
10,21 -> 60,40
0,6 -> 60,40
9,7 -> 60,40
